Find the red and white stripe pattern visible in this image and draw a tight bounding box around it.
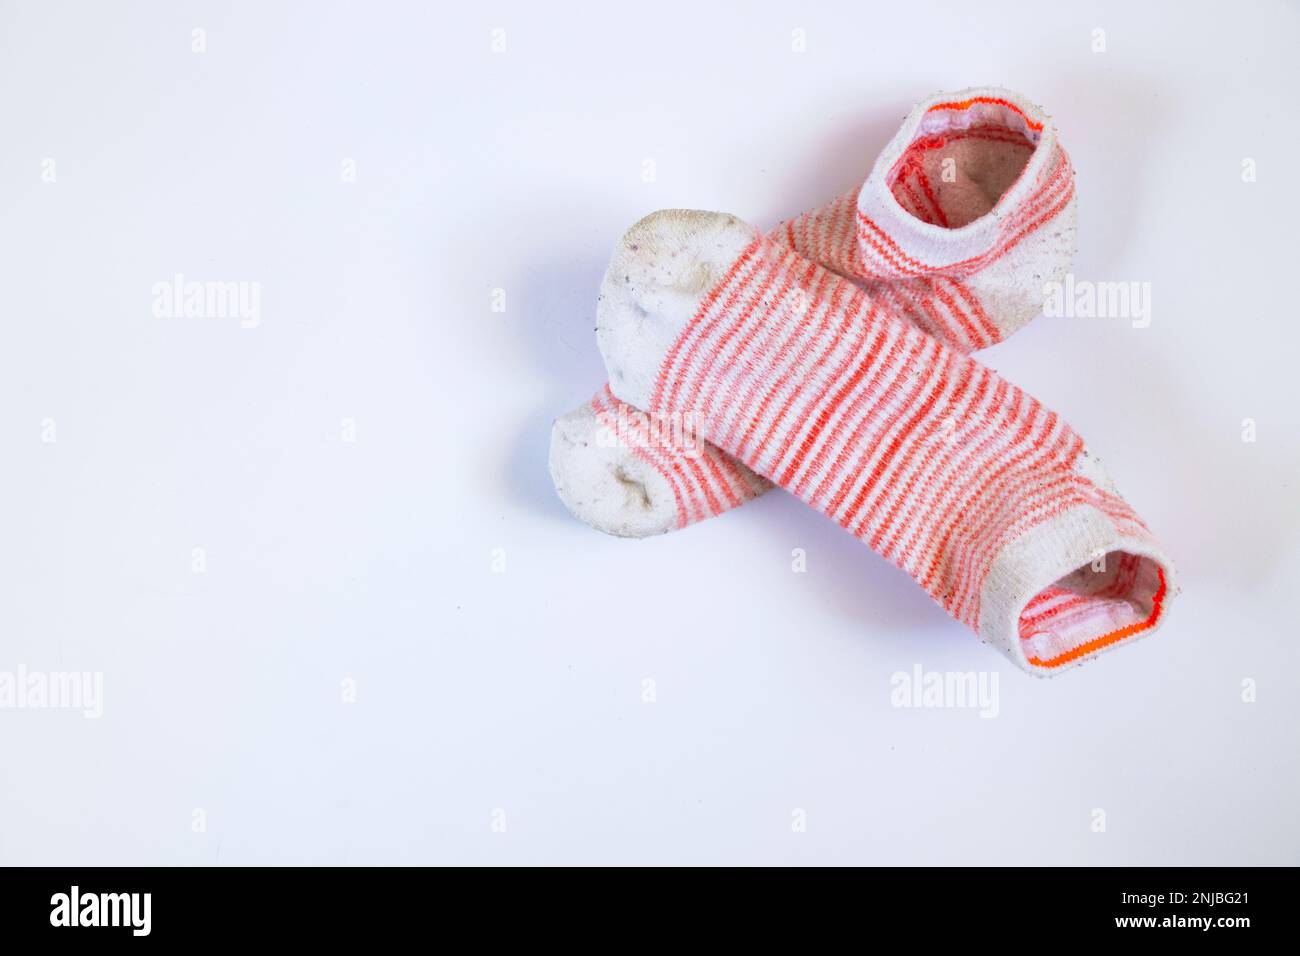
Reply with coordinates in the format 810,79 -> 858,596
777,185 -> 1015,352
642,235 -> 1171,672
586,88 -> 1076,531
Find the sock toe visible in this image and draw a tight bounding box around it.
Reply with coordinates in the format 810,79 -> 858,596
548,401 -> 680,537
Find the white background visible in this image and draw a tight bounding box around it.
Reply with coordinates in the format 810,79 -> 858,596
2,0 -> 1297,865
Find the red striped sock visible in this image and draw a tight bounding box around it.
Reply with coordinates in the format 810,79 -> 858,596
596,211 -> 1174,674
554,88 -> 1077,535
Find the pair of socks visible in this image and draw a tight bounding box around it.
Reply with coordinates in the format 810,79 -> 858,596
550,88 -> 1174,675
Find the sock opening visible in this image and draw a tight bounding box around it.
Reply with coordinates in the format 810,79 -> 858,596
887,101 -> 1041,230
1019,552 -> 1168,670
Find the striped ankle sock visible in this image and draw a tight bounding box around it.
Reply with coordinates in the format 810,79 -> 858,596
552,88 -> 1077,536
596,210 -> 1173,674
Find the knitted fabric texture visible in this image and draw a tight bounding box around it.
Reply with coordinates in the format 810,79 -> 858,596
565,88 -> 1076,533
596,213 -> 1173,675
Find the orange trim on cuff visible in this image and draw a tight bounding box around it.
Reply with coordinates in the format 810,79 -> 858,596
1026,567 -> 1168,669
926,96 -> 1045,132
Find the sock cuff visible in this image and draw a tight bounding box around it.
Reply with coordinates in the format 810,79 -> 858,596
856,86 -> 1070,280
977,497 -> 1176,676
